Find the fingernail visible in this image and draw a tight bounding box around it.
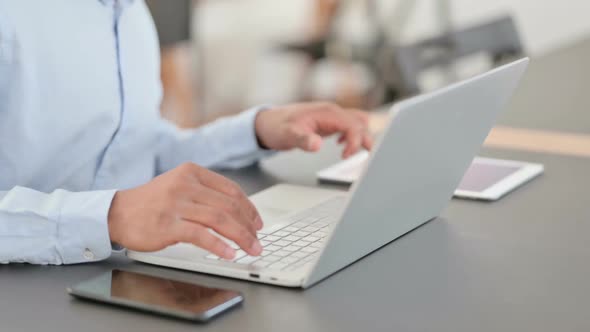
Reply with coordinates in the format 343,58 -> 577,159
224,247 -> 236,259
250,241 -> 262,255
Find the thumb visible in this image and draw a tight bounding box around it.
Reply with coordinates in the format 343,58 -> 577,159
295,132 -> 323,152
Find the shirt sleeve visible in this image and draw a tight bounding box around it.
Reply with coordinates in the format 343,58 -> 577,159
0,186 -> 116,265
156,106 -> 275,173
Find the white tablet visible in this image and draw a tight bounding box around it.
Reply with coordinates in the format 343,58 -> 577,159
317,152 -> 544,201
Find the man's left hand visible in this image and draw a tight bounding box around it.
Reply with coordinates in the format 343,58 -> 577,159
255,102 -> 373,159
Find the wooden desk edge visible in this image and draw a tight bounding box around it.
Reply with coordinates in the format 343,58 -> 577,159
369,112 -> 590,158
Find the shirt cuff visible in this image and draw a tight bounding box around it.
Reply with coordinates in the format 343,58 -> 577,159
55,189 -> 117,264
226,105 -> 276,160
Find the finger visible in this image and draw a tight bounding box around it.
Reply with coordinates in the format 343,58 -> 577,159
362,132 -> 374,151
191,167 -> 263,229
254,215 -> 263,231
296,132 -> 323,152
342,127 -> 364,159
190,185 -> 260,233
173,221 -> 236,259
194,167 -> 242,197
180,203 -> 262,256
307,108 -> 369,139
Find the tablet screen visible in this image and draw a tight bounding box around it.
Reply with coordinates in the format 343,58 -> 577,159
457,161 -> 521,192
317,154 -> 542,199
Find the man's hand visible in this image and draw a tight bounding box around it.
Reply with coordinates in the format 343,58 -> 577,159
107,163 -> 263,260
255,102 -> 373,159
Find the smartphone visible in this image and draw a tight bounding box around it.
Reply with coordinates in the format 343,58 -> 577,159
67,269 -> 243,322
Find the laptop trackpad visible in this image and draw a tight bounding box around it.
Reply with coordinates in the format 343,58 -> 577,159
249,184 -> 345,223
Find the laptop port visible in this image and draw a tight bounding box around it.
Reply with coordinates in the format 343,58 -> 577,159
249,273 -> 260,279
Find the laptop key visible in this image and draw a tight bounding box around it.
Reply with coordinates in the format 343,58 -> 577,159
302,226 -> 319,233
305,236 -> 320,243
264,235 -> 280,242
281,256 -> 300,264
265,245 -> 281,252
205,254 -> 219,260
283,236 -> 301,242
262,255 -> 281,263
273,250 -> 291,257
290,251 -> 309,259
301,247 -> 318,254
236,256 -> 259,265
282,245 -> 299,252
293,240 -> 311,247
272,230 -> 290,237
274,240 -> 292,247
231,250 -> 247,261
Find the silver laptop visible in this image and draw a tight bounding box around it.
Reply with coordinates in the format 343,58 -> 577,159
128,58 -> 529,288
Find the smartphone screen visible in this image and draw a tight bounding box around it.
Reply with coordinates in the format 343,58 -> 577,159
68,270 -> 243,321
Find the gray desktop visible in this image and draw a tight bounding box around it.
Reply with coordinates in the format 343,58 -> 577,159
1,39 -> 589,332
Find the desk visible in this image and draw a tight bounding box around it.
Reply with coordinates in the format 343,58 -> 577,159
2,40 -> 590,332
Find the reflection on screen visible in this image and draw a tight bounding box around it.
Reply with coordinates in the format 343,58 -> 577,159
109,270 -> 239,314
458,161 -> 521,192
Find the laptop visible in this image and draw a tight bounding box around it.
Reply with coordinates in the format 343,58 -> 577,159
128,58 -> 529,288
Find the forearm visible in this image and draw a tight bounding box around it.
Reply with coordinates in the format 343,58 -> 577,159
0,187 -> 116,265
156,107 -> 274,173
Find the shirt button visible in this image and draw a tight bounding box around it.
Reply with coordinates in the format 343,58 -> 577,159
83,248 -> 95,260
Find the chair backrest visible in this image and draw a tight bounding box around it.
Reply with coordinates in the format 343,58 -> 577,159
391,15 -> 525,96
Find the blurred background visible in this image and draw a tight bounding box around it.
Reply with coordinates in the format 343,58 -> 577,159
145,0 -> 590,128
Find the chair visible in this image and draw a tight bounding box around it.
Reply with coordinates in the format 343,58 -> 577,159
389,15 -> 525,97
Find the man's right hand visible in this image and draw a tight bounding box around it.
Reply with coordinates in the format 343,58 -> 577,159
107,163 -> 263,260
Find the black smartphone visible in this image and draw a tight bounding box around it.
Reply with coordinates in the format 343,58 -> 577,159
67,269 -> 243,322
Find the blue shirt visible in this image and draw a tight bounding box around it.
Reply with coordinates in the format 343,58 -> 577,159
0,0 -> 270,264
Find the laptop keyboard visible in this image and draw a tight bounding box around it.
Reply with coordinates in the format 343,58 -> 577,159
205,196 -> 346,272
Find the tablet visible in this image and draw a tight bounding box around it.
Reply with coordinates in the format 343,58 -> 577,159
317,152 -> 544,201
